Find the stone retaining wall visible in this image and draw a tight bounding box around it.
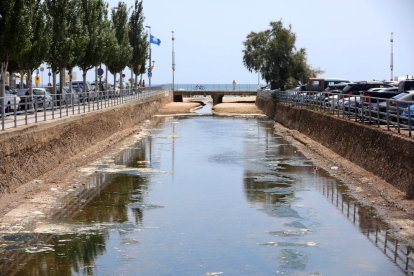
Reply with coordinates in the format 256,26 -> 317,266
0,92 -> 172,193
256,96 -> 414,198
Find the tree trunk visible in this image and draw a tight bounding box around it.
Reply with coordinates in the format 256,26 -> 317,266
120,71 -> 123,91
59,68 -> 65,95
105,65 -> 108,92
69,68 -> 73,91
52,71 -> 57,95
113,72 -> 117,91
82,69 -> 87,93
95,66 -> 98,92
0,63 -> 5,114
28,70 -> 33,95
130,69 -> 133,89
20,70 -> 25,88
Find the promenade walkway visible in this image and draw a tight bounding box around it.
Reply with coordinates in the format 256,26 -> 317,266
0,89 -> 167,132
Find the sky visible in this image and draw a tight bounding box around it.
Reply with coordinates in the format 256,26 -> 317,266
76,0 -> 414,85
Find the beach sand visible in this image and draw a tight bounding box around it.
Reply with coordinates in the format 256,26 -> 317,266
158,96 -> 264,116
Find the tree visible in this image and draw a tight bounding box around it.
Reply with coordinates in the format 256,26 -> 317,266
0,0 -> 31,98
77,0 -> 107,93
16,0 -> 50,95
129,0 -> 148,87
65,0 -> 88,92
107,2 -> 132,91
45,0 -> 72,94
243,20 -> 318,90
100,16 -> 117,91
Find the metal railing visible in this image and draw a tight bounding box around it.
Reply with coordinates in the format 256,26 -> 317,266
174,83 -> 260,91
315,177 -> 414,274
259,90 -> 414,138
0,87 -> 169,131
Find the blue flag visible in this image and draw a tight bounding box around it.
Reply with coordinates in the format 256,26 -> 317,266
150,34 -> 161,46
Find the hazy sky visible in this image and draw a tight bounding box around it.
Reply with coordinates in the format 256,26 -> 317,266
84,0 -> 414,85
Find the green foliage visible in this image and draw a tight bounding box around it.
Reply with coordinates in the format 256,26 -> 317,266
16,0 -> 50,73
0,0 -> 32,96
77,0 -> 107,72
45,0 -> 71,73
0,0 -> 142,95
243,20 -> 318,90
66,0 -> 88,73
106,2 -> 132,75
0,0 -> 32,64
129,0 -> 148,75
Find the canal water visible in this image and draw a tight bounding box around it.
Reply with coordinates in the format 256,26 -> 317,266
0,104 -> 411,275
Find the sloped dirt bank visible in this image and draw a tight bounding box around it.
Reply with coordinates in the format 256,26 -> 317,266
0,94 -> 171,217
256,96 -> 414,246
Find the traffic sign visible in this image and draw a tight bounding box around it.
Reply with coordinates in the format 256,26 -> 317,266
35,76 -> 40,85
97,68 -> 104,76
148,72 -> 152,77
48,72 -> 51,76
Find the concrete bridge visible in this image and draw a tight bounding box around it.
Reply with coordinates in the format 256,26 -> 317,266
173,90 -> 257,105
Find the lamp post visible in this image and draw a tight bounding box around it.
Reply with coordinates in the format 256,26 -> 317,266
47,66 -> 51,86
172,31 -> 175,91
390,32 -> 394,81
145,25 -> 152,87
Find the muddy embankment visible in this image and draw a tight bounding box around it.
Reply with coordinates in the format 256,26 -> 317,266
256,95 -> 414,198
0,93 -> 172,195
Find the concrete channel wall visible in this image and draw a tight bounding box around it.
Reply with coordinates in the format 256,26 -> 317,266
256,95 -> 414,198
0,92 -> 172,193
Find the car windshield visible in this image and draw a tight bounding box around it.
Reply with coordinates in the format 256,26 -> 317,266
341,85 -> 358,94
392,93 -> 408,100
33,89 -> 45,95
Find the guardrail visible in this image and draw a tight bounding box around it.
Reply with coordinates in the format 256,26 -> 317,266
0,87 -> 168,131
174,84 -> 260,91
260,90 -> 414,138
315,177 -> 414,274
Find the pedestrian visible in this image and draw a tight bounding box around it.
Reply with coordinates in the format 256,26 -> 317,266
142,80 -> 145,87
232,80 -> 237,90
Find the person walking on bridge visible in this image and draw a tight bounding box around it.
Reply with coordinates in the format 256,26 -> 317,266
232,80 -> 237,90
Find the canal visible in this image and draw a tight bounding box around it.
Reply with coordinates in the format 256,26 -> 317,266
0,103 -> 411,275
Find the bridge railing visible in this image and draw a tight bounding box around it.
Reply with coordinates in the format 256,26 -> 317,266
260,89 -> 414,138
173,83 -> 260,91
0,86 -> 168,131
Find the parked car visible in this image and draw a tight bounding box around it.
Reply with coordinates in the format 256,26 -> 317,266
15,88 -> 33,110
398,79 -> 414,92
362,86 -> 400,103
2,88 -> 21,113
64,80 -> 94,102
32,88 -> 53,108
371,91 -> 414,119
325,82 -> 389,108
324,82 -> 349,94
307,78 -> 350,92
402,104 -> 414,125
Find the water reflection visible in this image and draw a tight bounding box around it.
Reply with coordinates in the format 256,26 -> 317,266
1,117 -> 412,275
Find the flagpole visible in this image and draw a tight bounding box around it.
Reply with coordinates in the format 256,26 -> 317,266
172,30 -> 175,91
145,25 -> 152,87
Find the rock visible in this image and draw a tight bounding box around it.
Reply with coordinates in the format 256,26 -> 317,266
330,166 -> 339,170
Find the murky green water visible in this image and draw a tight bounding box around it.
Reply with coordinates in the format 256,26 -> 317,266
1,104 -> 412,275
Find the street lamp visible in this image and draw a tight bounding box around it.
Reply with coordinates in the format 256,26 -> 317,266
390,32 -> 394,81
145,25 -> 152,87
172,31 -> 175,91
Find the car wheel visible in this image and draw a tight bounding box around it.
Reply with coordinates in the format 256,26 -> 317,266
5,102 -> 11,113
